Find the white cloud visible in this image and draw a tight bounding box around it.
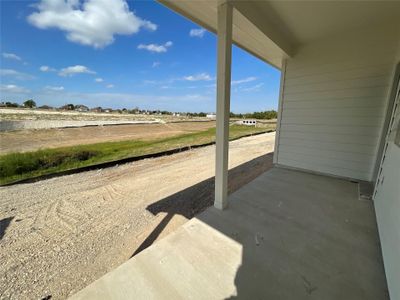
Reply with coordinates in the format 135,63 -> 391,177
242,83 -> 264,92
0,84 -> 30,93
189,28 -> 206,38
143,80 -> 157,85
27,0 -> 157,48
58,65 -> 95,77
183,73 -> 213,81
0,69 -> 35,80
152,61 -> 160,68
95,77 -> 104,82
138,41 -> 173,53
44,85 -> 64,91
106,84 -> 114,88
231,76 -> 257,85
2,52 -> 22,61
40,65 -> 56,72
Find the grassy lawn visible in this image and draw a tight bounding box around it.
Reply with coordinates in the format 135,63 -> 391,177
0,124 -> 274,185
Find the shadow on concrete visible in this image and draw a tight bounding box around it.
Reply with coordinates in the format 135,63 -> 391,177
70,148 -> 388,299
131,152 -> 274,257
130,151 -> 388,299
0,216 -> 14,240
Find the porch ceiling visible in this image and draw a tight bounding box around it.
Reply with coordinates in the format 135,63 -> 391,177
264,1 -> 400,44
158,0 -> 294,69
158,0 -> 400,70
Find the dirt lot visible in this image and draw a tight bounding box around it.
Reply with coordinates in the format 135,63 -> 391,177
0,132 -> 275,299
0,121 -> 215,154
0,108 -> 197,122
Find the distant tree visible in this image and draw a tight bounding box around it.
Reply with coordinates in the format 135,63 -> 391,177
161,110 -> 172,115
230,112 -> 244,118
38,105 -> 53,110
129,107 -> 139,114
185,112 -> 207,117
23,99 -> 36,108
5,102 -> 19,107
60,104 -> 75,110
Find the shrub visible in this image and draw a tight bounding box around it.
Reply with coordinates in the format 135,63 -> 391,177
0,150 -> 98,179
23,99 -> 36,108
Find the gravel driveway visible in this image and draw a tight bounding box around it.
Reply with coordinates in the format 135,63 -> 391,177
0,132 -> 275,299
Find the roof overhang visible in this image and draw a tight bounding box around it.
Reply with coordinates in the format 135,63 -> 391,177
158,0 -> 294,69
158,0 -> 400,71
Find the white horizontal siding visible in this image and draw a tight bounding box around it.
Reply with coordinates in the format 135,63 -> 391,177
279,151 -> 372,173
276,22 -> 400,181
282,115 -> 384,126
285,64 -> 394,86
279,131 -> 379,146
282,107 -> 386,118
279,138 -> 377,155
284,86 -> 389,102
283,97 -> 385,109
278,146 -> 375,163
277,156 -> 370,180
280,123 -> 382,136
284,75 -> 391,95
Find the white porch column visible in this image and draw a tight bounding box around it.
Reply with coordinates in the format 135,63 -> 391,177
214,1 -> 233,210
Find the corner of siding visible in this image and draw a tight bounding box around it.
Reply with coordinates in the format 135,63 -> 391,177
273,59 -> 287,164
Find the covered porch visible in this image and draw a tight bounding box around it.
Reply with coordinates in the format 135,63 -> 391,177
70,167 -> 387,299
70,1 -> 399,299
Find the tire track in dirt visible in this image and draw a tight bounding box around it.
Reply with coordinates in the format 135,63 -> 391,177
33,198 -> 88,239
0,133 -> 275,299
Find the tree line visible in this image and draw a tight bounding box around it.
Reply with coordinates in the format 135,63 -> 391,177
230,110 -> 277,120
1,99 -> 277,119
1,99 -> 36,108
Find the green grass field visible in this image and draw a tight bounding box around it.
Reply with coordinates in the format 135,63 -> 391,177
0,124 -> 274,185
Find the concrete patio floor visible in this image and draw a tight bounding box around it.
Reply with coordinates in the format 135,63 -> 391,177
70,167 -> 388,300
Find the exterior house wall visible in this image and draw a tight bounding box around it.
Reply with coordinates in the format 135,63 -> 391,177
374,62 -> 400,300
275,22 -> 400,181
375,91 -> 400,300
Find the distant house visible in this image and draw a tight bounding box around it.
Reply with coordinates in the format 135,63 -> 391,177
38,105 -> 54,110
236,119 -> 257,126
75,105 -> 89,112
90,107 -> 103,113
206,113 -> 216,119
60,104 -> 75,111
103,108 -> 112,113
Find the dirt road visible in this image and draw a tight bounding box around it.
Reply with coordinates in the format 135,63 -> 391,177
0,132 -> 275,299
0,121 -> 215,154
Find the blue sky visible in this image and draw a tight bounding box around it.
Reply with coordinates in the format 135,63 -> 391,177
0,0 -> 280,113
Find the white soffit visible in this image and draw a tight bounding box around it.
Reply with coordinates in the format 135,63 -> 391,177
158,1 -> 400,70
265,1 -> 400,44
158,0 -> 290,69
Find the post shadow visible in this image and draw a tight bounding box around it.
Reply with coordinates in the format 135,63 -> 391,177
0,216 -> 14,241
131,152 -> 274,257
